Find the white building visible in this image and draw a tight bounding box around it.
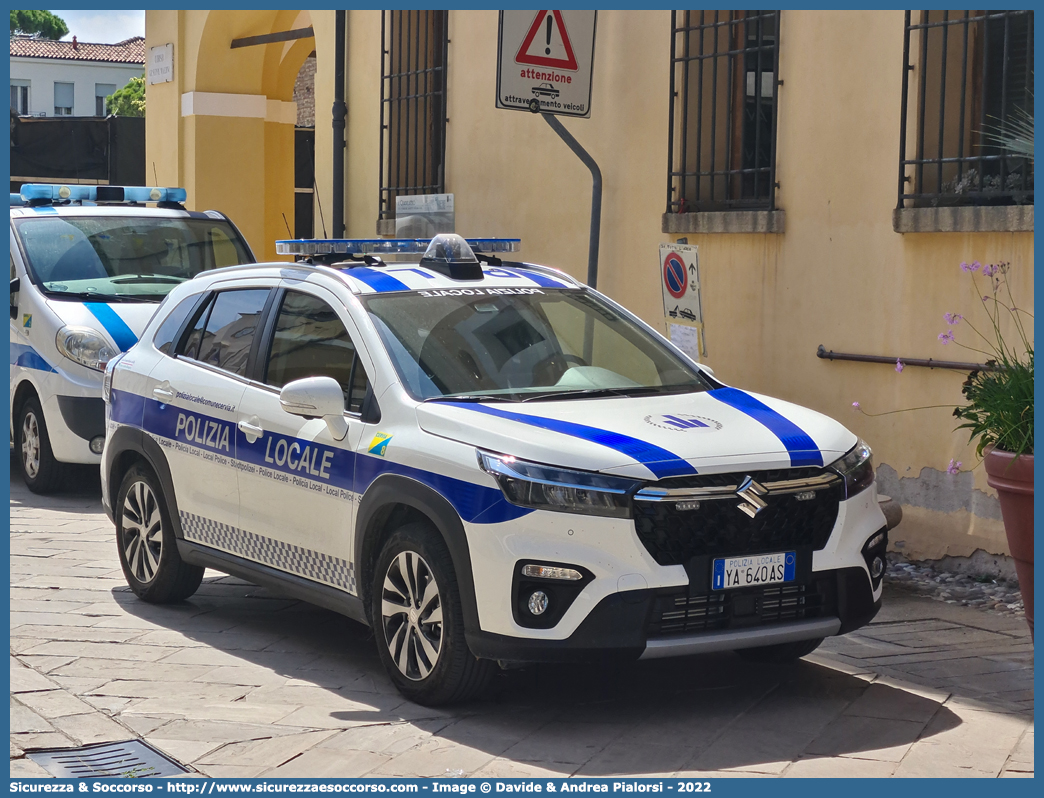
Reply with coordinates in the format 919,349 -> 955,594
10,35 -> 144,118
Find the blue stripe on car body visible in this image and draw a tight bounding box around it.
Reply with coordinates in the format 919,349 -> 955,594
503,268 -> 568,288
440,402 -> 698,479
84,303 -> 138,352
709,387 -> 824,467
112,390 -> 529,525
344,267 -> 411,293
10,342 -> 56,373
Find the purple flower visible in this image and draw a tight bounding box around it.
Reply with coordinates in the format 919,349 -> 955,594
851,401 -> 860,410
982,263 -> 997,277
938,330 -> 955,345
895,359 -> 904,373
947,459 -> 962,475
943,312 -> 963,325
983,295 -> 992,302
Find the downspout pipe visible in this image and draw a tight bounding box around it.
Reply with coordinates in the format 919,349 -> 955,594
331,10 -> 347,237
540,112 -> 602,290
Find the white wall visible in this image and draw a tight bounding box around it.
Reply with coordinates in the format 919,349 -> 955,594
10,57 -> 144,117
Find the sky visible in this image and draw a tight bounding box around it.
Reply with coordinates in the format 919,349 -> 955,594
49,10 -> 145,45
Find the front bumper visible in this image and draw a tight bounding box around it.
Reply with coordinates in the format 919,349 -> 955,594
467,565 -> 879,663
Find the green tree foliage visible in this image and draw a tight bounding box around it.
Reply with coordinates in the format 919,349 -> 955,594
10,10 -> 69,39
106,76 -> 145,118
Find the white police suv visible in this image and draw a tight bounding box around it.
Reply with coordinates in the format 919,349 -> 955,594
10,184 -> 254,493
101,234 -> 888,705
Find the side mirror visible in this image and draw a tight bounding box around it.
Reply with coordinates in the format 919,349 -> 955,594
10,277 -> 19,320
279,376 -> 348,441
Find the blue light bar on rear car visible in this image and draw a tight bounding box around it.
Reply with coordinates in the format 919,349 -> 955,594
10,194 -> 26,207
275,238 -> 521,257
19,184 -> 188,204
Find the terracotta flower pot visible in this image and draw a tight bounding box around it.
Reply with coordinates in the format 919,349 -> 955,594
984,447 -> 1034,638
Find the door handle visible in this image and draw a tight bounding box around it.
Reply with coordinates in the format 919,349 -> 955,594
153,384 -> 175,401
238,419 -> 264,439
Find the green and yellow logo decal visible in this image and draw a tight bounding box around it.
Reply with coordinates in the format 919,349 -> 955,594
368,433 -> 392,457
22,314 -> 31,328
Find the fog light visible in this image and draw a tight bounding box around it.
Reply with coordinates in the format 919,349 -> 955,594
527,590 -> 549,616
521,564 -> 582,581
871,556 -> 885,579
89,436 -> 105,454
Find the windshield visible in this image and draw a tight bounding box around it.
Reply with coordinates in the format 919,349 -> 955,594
13,215 -> 252,303
364,288 -> 711,401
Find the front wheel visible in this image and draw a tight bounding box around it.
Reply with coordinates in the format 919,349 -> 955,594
115,463 -> 204,603
16,396 -> 64,494
735,637 -> 824,663
371,523 -> 494,705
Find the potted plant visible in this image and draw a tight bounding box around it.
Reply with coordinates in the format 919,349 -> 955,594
947,261 -> 1034,637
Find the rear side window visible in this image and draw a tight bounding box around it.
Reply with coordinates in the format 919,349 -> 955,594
154,295 -> 202,355
265,291 -> 370,412
179,289 -> 269,377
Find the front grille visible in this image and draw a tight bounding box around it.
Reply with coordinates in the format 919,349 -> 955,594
648,578 -> 836,637
633,468 -> 842,565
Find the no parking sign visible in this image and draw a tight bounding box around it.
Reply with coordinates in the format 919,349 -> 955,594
659,243 -> 705,359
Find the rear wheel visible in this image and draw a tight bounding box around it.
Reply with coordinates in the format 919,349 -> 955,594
735,637 -> 824,663
16,396 -> 64,494
371,522 -> 494,705
115,463 -> 204,603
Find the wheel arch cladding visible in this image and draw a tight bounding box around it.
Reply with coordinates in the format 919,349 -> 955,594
105,426 -> 185,540
356,474 -> 480,635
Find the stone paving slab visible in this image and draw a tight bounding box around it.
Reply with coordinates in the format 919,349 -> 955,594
9,461 -> 1034,779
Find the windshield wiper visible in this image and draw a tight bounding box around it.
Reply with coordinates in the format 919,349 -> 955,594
111,275 -> 185,285
520,385 -> 691,402
425,394 -> 520,404
43,290 -> 151,303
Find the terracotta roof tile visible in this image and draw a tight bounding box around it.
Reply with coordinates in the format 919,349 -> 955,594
10,35 -> 145,65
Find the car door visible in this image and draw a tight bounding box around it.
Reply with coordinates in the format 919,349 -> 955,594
235,285 -> 372,597
142,285 -> 274,534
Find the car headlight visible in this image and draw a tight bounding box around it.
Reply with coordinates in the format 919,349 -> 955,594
56,326 -> 118,372
830,439 -> 874,498
478,451 -> 639,518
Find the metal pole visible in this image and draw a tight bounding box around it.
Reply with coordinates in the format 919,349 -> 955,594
540,112 -> 602,289
332,10 -> 347,238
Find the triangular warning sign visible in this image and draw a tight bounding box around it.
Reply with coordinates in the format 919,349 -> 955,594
515,10 -> 579,71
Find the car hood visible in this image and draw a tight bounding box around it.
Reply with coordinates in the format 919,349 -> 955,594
416,387 -> 857,480
45,298 -> 158,353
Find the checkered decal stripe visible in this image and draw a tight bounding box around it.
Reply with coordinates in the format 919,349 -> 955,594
180,511 -> 357,595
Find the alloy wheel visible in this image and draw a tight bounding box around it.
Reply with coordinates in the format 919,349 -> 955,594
20,411 -> 41,479
121,481 -> 164,584
381,551 -> 444,680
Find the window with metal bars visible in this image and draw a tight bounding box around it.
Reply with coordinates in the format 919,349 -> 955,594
667,10 -> 780,215
378,10 -> 449,223
898,10 -> 1033,208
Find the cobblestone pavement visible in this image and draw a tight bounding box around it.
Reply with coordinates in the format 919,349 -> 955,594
10,462 -> 1034,779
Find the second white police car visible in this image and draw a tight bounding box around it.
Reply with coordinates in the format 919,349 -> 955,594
101,234 -> 888,705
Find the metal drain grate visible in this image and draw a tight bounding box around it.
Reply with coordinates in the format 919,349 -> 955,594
26,739 -> 189,779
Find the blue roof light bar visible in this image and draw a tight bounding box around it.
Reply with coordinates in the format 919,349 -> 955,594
276,238 -> 521,257
19,184 -> 188,204
11,194 -> 26,207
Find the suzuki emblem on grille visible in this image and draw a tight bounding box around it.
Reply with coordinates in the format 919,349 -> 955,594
736,476 -> 769,518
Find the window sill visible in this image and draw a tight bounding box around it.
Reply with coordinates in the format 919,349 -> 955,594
893,205 -> 1034,233
662,210 -> 785,235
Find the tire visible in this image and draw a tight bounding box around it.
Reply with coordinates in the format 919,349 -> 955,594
735,637 -> 824,663
16,395 -> 64,494
371,522 -> 494,705
115,463 -> 204,603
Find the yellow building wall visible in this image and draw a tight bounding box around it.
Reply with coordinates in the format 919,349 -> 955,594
147,10 -> 1032,562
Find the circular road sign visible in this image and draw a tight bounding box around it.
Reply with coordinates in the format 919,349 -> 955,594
663,252 -> 688,299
